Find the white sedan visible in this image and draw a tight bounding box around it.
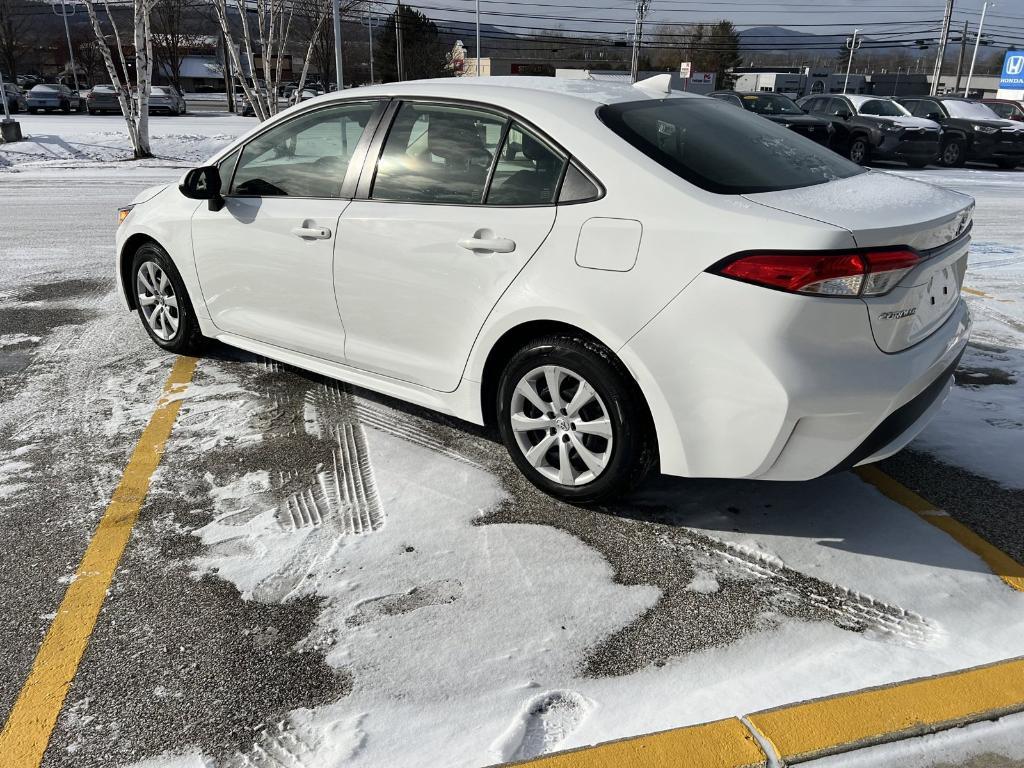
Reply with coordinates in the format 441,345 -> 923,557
115,76 -> 973,502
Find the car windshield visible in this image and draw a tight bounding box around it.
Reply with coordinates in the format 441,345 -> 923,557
598,98 -> 863,194
151,87 -> 170,95
93,85 -> 114,92
857,99 -> 908,117
944,100 -> 1001,120
31,85 -> 60,92
740,93 -> 803,115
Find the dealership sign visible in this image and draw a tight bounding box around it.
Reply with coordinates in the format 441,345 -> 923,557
1001,51 -> 1024,89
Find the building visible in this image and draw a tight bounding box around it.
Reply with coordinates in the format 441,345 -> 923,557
731,67 -> 869,98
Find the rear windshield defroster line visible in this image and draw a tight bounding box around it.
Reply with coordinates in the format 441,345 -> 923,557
597,98 -> 865,195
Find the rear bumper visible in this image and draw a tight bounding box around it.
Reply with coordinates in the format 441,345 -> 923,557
619,273 -> 971,481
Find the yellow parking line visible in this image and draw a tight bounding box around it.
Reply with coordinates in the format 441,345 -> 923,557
503,717 -> 767,768
747,656 -> 1024,763
855,466 -> 1024,592
962,286 -> 989,297
0,356 -> 197,768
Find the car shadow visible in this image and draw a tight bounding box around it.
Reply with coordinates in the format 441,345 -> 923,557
196,341 -> 1002,580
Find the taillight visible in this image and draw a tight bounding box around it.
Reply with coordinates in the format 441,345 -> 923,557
711,248 -> 919,298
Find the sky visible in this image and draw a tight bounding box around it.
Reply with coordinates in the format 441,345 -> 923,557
370,0 -> 1023,47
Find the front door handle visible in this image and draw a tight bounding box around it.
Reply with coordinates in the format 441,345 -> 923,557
458,231 -> 516,253
291,225 -> 332,240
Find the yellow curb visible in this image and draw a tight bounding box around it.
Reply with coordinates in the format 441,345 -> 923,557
0,356 -> 197,768
856,466 -> 1024,592
747,656 -> 1024,763
504,717 -> 767,768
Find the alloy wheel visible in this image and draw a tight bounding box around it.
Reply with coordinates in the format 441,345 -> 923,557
136,260 -> 180,341
850,140 -> 867,164
943,143 -> 960,165
509,365 -> 614,487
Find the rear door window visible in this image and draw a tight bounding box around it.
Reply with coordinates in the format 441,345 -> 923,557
486,123 -> 567,205
597,98 -> 863,194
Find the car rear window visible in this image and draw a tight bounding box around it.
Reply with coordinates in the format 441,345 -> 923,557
598,98 -> 864,194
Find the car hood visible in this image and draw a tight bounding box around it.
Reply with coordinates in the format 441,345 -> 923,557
993,119 -> 1024,133
868,115 -> 940,130
741,170 -> 973,250
131,184 -> 168,206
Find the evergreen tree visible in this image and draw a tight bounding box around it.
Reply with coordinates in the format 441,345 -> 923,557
376,6 -> 449,82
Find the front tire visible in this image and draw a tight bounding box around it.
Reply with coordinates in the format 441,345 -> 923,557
940,139 -> 966,167
496,335 -> 656,504
130,243 -> 205,355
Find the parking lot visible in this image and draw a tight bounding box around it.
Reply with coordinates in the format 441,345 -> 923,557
2,114 -> 1024,767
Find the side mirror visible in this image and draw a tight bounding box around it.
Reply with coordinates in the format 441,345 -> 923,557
926,112 -> 943,121
180,166 -> 224,211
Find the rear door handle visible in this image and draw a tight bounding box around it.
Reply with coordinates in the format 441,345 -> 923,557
458,234 -> 516,253
291,225 -> 332,240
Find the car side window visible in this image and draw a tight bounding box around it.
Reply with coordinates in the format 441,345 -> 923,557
558,162 -> 601,204
804,98 -> 824,114
487,123 -> 567,206
988,103 -> 1012,118
372,102 -> 507,204
230,101 -> 377,198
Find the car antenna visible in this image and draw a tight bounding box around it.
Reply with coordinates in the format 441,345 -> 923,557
633,73 -> 672,95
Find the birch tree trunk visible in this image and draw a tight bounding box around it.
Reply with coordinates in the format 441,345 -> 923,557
81,0 -> 151,158
134,0 -> 152,157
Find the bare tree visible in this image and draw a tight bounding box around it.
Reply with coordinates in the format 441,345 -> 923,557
212,0 -> 365,121
0,0 -> 34,80
152,0 -> 210,89
82,0 -> 157,158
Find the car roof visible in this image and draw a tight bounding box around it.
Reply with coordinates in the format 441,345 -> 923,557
843,94 -> 894,106
318,76 -> 704,107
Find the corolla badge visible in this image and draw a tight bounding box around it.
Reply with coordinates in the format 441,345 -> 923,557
879,308 -> 917,320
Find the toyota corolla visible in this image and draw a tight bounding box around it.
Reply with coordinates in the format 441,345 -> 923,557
115,76 -> 973,502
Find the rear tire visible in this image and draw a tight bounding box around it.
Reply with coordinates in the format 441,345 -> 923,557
848,136 -> 871,165
940,139 -> 967,167
496,335 -> 656,504
130,243 -> 206,355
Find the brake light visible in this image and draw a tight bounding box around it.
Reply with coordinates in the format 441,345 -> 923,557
712,248 -> 919,297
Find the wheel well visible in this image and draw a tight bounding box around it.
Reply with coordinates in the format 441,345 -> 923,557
119,234 -> 160,310
478,320 -> 656,448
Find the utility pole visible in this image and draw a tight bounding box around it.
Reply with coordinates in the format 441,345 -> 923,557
629,0 -> 651,83
332,0 -> 344,91
475,0 -> 481,77
954,19 -> 969,94
367,12 -> 374,84
395,0 -> 405,81
930,0 -> 955,95
53,0 -> 80,92
964,1 -> 991,97
842,29 -> 862,94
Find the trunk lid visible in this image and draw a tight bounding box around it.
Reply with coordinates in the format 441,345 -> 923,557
743,171 -> 974,353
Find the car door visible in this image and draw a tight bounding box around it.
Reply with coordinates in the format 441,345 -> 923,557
190,99 -> 383,362
335,100 -> 563,392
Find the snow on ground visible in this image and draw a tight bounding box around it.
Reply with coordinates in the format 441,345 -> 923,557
808,710 -> 1024,767
0,114 -> 253,172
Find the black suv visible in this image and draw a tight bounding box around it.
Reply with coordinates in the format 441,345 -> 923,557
796,94 -> 941,167
708,91 -> 833,145
897,96 -> 1024,169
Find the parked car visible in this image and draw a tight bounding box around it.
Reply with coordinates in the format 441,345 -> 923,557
982,99 -> 1024,122
146,85 -> 187,115
288,87 -> 325,106
795,93 -> 940,167
87,84 -> 123,114
115,77 -> 973,502
25,83 -> 83,113
708,90 -> 833,145
3,82 -> 27,114
16,74 -> 43,89
897,96 -> 1024,169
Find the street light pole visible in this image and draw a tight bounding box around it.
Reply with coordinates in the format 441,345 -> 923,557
842,29 -> 861,94
475,0 -> 481,77
332,0 -> 344,91
53,0 -> 80,92
395,0 -> 404,81
954,19 -> 969,94
930,0 -> 955,95
367,12 -> 374,84
964,1 -> 991,97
